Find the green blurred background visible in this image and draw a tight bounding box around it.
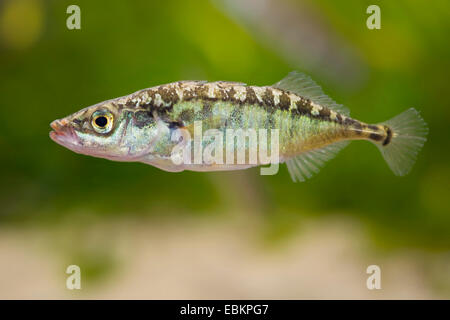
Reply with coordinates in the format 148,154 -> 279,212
0,0 -> 449,298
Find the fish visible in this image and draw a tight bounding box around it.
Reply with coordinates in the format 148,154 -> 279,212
50,71 -> 428,182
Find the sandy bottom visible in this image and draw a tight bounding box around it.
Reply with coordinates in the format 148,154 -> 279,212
0,214 -> 448,299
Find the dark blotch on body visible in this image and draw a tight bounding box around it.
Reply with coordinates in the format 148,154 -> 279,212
183,88 -> 197,101
228,87 -> 237,103
294,98 -> 313,116
133,110 -> 153,128
195,85 -> 209,100
278,92 -> 291,111
245,87 -> 258,105
343,117 -> 359,127
262,88 -> 275,110
159,86 -> 179,105
383,126 -> 393,146
168,121 -> 184,129
369,133 -> 384,141
72,118 -> 83,127
319,107 -> 331,119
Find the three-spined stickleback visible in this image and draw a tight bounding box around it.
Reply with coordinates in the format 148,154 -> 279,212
50,72 -> 428,181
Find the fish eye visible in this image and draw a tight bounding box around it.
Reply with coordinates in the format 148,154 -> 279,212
92,110 -> 114,133
95,116 -> 108,127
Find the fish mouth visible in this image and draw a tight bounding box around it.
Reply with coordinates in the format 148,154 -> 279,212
49,119 -> 80,147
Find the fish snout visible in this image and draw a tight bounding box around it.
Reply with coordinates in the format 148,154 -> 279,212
49,119 -> 79,145
50,119 -> 69,131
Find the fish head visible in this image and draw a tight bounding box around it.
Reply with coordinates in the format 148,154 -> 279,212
50,101 -> 143,161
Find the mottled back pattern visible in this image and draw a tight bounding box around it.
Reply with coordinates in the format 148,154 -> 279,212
115,81 -> 388,148
118,81 -> 347,124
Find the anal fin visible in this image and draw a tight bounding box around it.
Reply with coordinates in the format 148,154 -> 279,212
286,141 -> 349,182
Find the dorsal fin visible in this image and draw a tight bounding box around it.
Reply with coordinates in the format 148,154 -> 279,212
273,71 -> 350,116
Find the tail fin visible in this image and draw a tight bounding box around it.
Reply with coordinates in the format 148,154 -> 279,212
377,108 -> 428,176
